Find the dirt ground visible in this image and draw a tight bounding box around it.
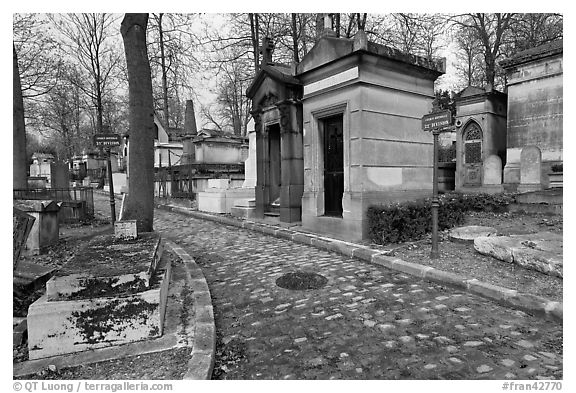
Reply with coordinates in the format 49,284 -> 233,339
386,210 -> 563,302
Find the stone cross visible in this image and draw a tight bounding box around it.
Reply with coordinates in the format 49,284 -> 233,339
260,37 -> 275,65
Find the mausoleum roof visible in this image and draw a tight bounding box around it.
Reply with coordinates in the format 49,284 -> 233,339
455,85 -> 507,101
297,32 -> 445,77
246,62 -> 301,99
501,40 -> 563,68
190,129 -> 247,144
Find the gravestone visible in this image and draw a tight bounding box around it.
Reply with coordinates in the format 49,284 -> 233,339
114,219 -> 138,240
518,146 -> 543,192
483,155 -> 502,185
13,208 -> 36,269
14,200 -> 60,255
50,162 -> 70,189
482,154 -> 504,193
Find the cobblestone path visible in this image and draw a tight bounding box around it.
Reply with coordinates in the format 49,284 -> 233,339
150,209 -> 563,380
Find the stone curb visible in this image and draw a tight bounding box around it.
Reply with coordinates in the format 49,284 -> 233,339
164,241 -> 216,380
157,204 -> 562,323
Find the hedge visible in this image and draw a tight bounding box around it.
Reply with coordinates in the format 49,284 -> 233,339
367,193 -> 515,245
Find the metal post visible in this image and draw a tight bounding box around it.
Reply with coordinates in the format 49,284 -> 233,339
107,148 -> 116,224
430,130 -> 440,259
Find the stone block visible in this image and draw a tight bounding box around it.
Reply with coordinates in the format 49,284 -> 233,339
14,200 -> 60,255
198,188 -> 256,214
474,232 -> 563,278
449,226 -> 498,244
114,220 -> 138,240
207,179 -> 230,189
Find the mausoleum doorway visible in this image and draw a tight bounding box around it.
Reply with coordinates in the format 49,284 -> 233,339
463,121 -> 483,186
322,114 -> 344,217
267,123 -> 282,212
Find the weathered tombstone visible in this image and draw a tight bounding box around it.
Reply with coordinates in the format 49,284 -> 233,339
114,219 -> 138,240
518,146 -> 542,192
50,162 -> 70,189
483,155 -> 502,185
13,200 -> 60,255
13,208 -> 36,269
481,154 -> 504,193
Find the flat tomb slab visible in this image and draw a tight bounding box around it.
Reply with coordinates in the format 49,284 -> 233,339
449,226 -> 498,243
46,233 -> 163,301
27,260 -> 171,360
474,232 -> 562,278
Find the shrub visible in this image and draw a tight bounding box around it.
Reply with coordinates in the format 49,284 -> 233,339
367,193 -> 516,245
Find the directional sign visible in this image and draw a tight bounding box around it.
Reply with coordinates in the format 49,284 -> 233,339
422,110 -> 452,132
93,133 -> 121,147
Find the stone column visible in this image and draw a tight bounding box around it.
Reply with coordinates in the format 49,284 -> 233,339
253,111 -> 267,219
278,100 -> 304,223
242,121 -> 257,189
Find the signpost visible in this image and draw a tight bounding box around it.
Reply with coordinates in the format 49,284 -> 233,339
94,134 -> 121,224
421,109 -> 453,258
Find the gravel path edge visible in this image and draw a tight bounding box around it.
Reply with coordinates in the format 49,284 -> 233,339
164,241 -> 216,380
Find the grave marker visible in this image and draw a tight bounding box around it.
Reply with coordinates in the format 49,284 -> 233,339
13,208 -> 36,269
520,146 -> 542,184
114,220 -> 138,240
483,155 -> 503,185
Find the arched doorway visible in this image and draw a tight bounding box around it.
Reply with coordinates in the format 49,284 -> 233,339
463,122 -> 483,186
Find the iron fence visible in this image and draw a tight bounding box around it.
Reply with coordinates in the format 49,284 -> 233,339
13,187 -> 94,217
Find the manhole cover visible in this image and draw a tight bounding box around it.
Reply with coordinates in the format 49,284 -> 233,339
276,271 -> 328,290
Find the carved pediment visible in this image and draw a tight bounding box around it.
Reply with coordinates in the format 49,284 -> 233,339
259,93 -> 278,109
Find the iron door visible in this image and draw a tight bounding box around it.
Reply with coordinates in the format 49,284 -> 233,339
323,115 -> 344,216
463,123 -> 483,186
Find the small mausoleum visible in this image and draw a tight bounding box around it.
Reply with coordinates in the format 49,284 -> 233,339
453,86 -> 507,193
296,30 -> 445,240
500,40 -> 563,191
247,27 -> 446,240
246,37 -> 304,223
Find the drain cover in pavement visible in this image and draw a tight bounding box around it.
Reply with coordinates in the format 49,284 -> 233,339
276,271 -> 328,290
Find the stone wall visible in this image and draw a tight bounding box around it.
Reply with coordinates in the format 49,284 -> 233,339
502,43 -> 563,189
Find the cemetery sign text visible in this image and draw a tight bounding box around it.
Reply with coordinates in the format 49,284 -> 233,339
422,110 -> 452,132
93,134 -> 121,147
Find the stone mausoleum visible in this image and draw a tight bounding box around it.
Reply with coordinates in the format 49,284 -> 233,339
248,28 -> 445,241
500,40 -> 563,191
453,86 -> 507,194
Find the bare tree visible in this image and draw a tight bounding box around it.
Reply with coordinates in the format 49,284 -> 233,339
121,13 -> 155,232
13,14 -> 61,102
147,13 -> 201,129
453,24 -> 485,88
451,13 -> 515,89
34,66 -> 87,162
13,44 -> 28,190
50,13 -> 123,134
509,13 -> 563,52
248,13 -> 260,75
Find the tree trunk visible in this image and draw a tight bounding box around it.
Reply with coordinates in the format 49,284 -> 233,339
121,13 -> 155,232
158,13 -> 170,128
484,52 -> 496,88
291,14 -> 300,64
249,13 -> 260,75
13,44 -> 28,190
